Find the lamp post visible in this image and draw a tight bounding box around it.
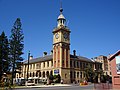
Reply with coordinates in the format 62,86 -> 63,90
94,69 -> 96,89
27,51 -> 30,82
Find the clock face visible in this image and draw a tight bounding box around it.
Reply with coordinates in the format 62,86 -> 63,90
55,33 -> 59,39
64,33 -> 68,39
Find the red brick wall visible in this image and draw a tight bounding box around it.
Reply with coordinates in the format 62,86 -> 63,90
110,54 -> 120,89
57,46 -> 60,67
54,47 -> 56,67
62,48 -> 65,67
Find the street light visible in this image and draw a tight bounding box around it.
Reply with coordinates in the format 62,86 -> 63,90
27,51 -> 30,82
94,69 -> 96,89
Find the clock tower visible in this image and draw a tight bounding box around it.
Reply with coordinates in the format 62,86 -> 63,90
53,6 -> 71,83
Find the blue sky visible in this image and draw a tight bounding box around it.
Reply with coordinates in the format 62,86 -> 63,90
0,0 -> 120,60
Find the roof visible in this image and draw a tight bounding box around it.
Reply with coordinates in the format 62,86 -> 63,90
24,55 -> 52,64
92,60 -> 102,64
24,54 -> 93,64
70,55 -> 93,62
58,13 -> 65,20
108,50 -> 120,61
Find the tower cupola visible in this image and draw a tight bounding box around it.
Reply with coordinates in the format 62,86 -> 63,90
57,6 -> 66,27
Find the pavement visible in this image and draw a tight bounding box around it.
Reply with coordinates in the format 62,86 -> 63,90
14,83 -> 75,89
1,83 -> 120,90
94,83 -> 120,90
0,83 -> 72,90
16,83 -> 120,90
8,84 -> 93,90
94,83 -> 112,90
27,83 -> 72,88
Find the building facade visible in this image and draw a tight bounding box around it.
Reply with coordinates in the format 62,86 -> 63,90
109,50 -> 120,89
16,7 -> 102,84
93,55 -> 111,76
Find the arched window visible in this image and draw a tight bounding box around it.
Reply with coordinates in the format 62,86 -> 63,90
33,72 -> 34,77
36,72 -> 38,77
77,72 -> 79,78
74,61 -> 76,68
46,71 -> 49,77
74,71 -> 76,78
43,71 -> 45,77
70,61 -> 72,67
39,72 -> 41,77
30,72 -> 31,77
43,62 -> 45,67
77,61 -> 79,68
51,61 -> 53,66
70,71 -> 72,79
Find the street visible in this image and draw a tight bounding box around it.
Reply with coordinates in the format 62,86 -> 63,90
12,85 -> 94,90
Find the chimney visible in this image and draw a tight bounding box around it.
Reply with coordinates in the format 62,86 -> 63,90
43,52 -> 47,56
50,50 -> 53,55
73,50 -> 76,56
29,56 -> 33,60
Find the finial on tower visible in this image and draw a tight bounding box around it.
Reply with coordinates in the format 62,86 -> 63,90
57,0 -> 66,27
60,0 -> 63,13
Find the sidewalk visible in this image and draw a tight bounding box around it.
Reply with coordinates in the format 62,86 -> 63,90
28,83 -> 72,88
12,83 -> 95,89
8,83 -> 73,89
0,83 -> 74,89
2,83 -> 118,90
94,83 -> 113,90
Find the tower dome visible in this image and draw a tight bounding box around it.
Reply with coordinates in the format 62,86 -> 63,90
58,13 -> 65,20
57,7 -> 66,27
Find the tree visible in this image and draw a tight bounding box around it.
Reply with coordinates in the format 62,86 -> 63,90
84,64 -> 94,82
95,68 -> 104,83
49,74 -> 54,81
0,31 -> 9,81
9,18 -> 24,85
53,74 -> 61,83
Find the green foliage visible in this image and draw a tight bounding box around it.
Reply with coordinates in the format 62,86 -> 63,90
100,75 -> 111,83
53,75 -> 57,79
80,79 -> 83,83
53,74 -> 61,83
0,31 -> 10,81
92,68 -> 103,83
84,64 -> 104,83
84,64 -> 94,82
9,18 -> 24,85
